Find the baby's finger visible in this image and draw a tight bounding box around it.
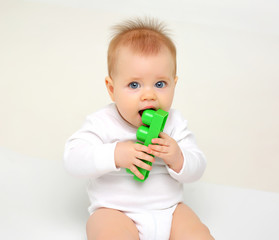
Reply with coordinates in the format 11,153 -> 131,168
148,149 -> 164,159
134,159 -> 152,171
129,165 -> 144,180
134,143 -> 150,152
149,144 -> 168,153
151,137 -> 168,146
136,151 -> 154,163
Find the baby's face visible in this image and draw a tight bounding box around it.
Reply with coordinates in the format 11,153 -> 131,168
106,46 -> 177,128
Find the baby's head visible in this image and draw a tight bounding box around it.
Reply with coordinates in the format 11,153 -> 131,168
107,17 -> 177,78
105,18 -> 178,128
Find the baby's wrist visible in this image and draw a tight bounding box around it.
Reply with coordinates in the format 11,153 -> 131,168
169,152 -> 184,173
114,142 -> 124,168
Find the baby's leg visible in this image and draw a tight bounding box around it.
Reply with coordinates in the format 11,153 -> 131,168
170,203 -> 214,240
86,208 -> 139,240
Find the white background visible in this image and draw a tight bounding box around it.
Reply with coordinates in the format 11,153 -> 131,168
1,0 -> 278,192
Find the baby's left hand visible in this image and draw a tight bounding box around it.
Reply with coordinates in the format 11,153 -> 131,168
148,132 -> 184,173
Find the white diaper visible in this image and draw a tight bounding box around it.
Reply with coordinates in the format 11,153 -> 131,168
125,204 -> 177,240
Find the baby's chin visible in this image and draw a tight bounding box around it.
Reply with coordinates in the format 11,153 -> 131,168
132,119 -> 143,128
123,117 -> 142,129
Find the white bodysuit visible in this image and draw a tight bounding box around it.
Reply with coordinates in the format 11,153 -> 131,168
64,103 -> 206,240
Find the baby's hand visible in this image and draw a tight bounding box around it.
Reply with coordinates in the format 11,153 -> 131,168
115,141 -> 154,180
148,132 -> 184,173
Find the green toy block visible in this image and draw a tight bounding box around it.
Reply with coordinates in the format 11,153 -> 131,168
126,109 -> 169,182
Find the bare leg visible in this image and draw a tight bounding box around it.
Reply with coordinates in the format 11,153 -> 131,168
86,208 -> 139,240
170,203 -> 214,240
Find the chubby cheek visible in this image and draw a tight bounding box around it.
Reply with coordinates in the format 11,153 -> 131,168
160,94 -> 174,112
116,100 -> 139,126
118,93 -> 138,111
118,96 -> 136,112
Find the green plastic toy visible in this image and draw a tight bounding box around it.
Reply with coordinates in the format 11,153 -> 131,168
126,109 -> 169,182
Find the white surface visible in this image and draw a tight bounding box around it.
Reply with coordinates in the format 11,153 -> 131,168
1,146 -> 279,239
0,147 -> 88,240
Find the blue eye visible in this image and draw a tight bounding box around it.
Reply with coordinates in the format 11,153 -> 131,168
155,81 -> 166,88
129,82 -> 140,89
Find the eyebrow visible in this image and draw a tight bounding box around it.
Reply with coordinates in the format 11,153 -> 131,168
124,75 -> 172,82
156,76 -> 172,81
129,77 -> 142,81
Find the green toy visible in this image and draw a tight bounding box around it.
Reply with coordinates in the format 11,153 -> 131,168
126,109 -> 169,182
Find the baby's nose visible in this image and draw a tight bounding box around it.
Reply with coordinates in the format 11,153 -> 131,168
141,88 -> 157,101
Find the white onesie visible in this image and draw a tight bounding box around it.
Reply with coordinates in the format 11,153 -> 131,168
64,103 -> 206,240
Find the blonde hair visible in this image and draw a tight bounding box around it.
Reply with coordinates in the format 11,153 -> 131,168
107,17 -> 177,77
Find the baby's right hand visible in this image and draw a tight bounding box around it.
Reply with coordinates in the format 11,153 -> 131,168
114,141 -> 154,180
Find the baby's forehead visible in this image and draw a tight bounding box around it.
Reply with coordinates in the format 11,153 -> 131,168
116,44 -> 173,59
112,46 -> 176,78
110,43 -> 176,78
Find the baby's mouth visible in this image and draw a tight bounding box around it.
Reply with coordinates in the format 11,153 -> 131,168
138,108 -> 156,117
139,110 -> 144,117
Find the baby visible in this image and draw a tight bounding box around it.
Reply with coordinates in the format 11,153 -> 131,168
64,17 -> 214,240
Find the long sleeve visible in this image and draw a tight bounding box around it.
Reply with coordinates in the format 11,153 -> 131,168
63,106 -> 123,179
64,137 -> 119,179
165,110 -> 207,183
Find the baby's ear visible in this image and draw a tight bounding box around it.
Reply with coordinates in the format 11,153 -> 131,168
105,76 -> 115,101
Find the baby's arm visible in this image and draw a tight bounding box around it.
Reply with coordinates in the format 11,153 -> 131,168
149,132 -> 206,183
64,115 -> 120,179
64,139 -> 154,180
64,114 -> 154,179
148,110 -> 206,183
64,137 -> 118,179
